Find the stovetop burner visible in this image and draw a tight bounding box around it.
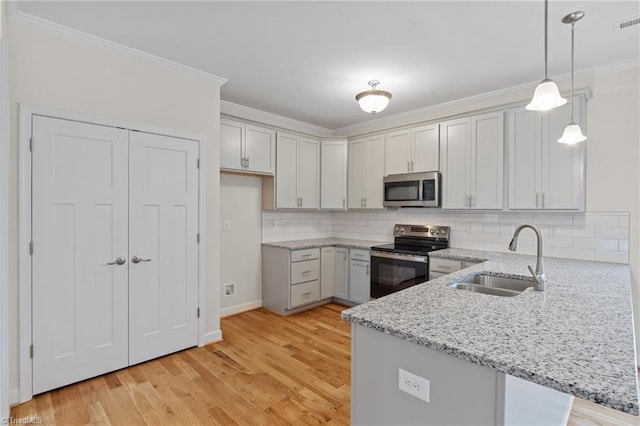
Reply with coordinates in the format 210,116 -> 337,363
370,224 -> 450,255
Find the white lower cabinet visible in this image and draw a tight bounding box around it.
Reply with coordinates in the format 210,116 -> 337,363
349,249 -> 371,304
429,257 -> 482,280
334,247 -> 349,300
262,246 -> 321,315
321,247 -> 335,299
263,245 -> 370,315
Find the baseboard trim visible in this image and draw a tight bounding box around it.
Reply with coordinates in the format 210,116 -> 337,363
220,300 -> 262,318
203,330 -> 223,345
9,388 -> 19,406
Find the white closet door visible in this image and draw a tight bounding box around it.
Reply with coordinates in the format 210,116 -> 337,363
32,116 -> 129,394
128,131 -> 199,365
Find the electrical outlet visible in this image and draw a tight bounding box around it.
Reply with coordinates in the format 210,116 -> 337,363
223,282 -> 236,297
398,368 -> 430,403
223,220 -> 231,232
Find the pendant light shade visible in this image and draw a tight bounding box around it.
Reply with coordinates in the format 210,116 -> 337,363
558,11 -> 586,144
526,0 -> 566,111
356,80 -> 392,114
526,79 -> 567,111
558,122 -> 587,144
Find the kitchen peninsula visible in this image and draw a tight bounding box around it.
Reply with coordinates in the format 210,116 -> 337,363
343,249 -> 639,425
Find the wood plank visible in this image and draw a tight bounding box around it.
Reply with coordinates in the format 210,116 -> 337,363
10,303 -> 638,424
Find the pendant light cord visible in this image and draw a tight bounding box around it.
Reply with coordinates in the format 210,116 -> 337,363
544,0 -> 548,78
570,22 -> 575,122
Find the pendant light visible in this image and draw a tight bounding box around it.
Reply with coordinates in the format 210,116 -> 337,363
355,80 -> 392,114
526,0 -> 567,111
558,11 -> 587,144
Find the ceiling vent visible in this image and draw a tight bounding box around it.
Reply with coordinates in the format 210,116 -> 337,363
615,16 -> 640,31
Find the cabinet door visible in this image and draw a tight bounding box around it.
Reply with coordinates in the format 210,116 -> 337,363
276,132 -> 299,208
348,139 -> 365,209
349,259 -> 370,304
385,129 -> 412,175
441,118 -> 471,209
412,124 -> 439,172
542,98 -> 585,210
321,247 -> 335,299
364,135 -> 385,209
471,113 -> 504,209
508,108 -> 542,210
334,248 -> 349,300
220,118 -> 244,170
245,124 -> 275,174
321,140 -> 348,209
298,137 -> 319,209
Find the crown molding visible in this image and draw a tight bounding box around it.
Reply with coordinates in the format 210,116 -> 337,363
221,100 -> 333,138
7,6 -> 228,86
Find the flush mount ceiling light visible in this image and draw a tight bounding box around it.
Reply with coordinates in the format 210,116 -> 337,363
526,0 -> 567,111
355,80 -> 392,114
558,11 -> 587,144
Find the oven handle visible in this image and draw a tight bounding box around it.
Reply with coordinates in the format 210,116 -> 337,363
370,251 -> 428,263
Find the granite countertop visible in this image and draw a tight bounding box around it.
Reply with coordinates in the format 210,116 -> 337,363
343,249 -> 639,415
262,237 -> 381,250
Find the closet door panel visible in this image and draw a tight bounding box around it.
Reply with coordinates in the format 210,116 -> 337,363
128,131 -> 199,365
31,116 -> 129,394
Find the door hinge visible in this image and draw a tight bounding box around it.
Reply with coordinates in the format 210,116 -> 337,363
29,137 -> 33,152
197,307 -> 200,318
196,158 -> 200,169
30,344 -> 33,359
29,241 -> 33,255
197,233 -> 200,244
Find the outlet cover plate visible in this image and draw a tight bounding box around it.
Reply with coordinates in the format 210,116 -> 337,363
398,368 -> 430,403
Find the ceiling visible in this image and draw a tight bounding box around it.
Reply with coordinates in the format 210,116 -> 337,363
14,1 -> 640,130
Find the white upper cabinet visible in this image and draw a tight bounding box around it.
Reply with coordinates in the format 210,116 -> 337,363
385,129 -> 412,175
349,135 -> 385,209
412,124 -> 440,173
298,137 -> 320,209
507,95 -> 586,211
272,132 -> 319,209
385,124 -> 439,175
220,118 -> 275,174
441,112 -> 504,210
320,139 -> 348,209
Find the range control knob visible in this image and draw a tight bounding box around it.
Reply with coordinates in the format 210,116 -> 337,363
430,229 -> 435,235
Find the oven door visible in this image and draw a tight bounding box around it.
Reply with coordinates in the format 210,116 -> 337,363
370,252 -> 429,299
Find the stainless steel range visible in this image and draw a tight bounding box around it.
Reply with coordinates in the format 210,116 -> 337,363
370,224 -> 450,299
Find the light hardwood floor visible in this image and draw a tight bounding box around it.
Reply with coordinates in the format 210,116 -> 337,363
10,303 -> 639,425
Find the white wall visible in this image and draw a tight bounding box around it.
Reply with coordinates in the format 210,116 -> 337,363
584,67 -> 640,361
220,174 -> 263,317
6,22 -> 222,400
0,2 -> 9,421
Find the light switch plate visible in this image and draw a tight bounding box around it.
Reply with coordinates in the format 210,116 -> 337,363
223,220 -> 231,232
398,368 -> 430,403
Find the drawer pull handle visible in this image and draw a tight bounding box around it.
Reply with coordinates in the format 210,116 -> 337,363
302,270 -> 311,275
302,292 -> 311,297
302,254 -> 312,258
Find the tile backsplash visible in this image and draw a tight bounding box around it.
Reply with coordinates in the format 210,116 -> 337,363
262,210 -> 630,264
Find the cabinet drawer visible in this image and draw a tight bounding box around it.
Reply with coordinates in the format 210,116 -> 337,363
291,248 -> 320,262
429,271 -> 448,280
290,280 -> 320,308
291,259 -> 320,284
350,248 -> 370,261
429,257 -> 462,273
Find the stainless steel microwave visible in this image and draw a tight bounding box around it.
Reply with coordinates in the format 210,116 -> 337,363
383,171 -> 441,208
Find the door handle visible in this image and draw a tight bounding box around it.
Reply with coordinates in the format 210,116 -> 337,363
407,161 -> 410,172
107,257 -> 126,265
131,255 -> 152,264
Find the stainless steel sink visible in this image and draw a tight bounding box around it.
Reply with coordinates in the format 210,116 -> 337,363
448,273 -> 534,297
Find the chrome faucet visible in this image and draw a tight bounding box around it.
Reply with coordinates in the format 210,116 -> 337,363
508,224 -> 547,291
